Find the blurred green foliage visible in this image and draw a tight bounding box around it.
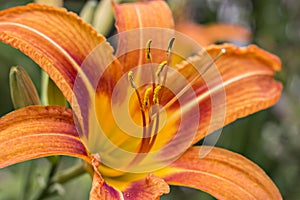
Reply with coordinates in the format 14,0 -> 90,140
0,0 -> 299,199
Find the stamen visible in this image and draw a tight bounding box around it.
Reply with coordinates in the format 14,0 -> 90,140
128,39 -> 178,167
166,37 -> 175,57
145,39 -> 156,91
153,85 -> 162,104
156,61 -> 167,78
143,87 -> 152,108
146,39 -> 153,61
128,71 -> 136,89
148,85 -> 163,149
127,71 -> 146,132
162,38 -> 175,89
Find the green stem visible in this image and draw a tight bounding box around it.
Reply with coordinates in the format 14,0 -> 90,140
21,161 -> 35,200
32,160 -> 87,200
50,162 -> 86,184
33,158 -> 60,200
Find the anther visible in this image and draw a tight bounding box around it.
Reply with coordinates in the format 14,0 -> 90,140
143,87 -> 152,108
146,39 -> 153,61
153,85 -> 162,104
128,71 -> 136,89
166,37 -> 175,57
156,61 -> 167,78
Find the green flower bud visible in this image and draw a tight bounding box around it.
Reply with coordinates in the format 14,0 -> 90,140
91,0 -> 122,36
41,71 -> 67,107
34,0 -> 63,7
80,0 -> 98,24
9,66 -> 40,109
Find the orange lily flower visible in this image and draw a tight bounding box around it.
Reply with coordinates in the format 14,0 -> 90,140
0,1 -> 282,200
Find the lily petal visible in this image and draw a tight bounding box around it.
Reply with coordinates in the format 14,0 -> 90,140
90,155 -> 169,200
155,146 -> 282,200
91,173 -> 169,200
90,155 -> 123,200
0,106 -> 89,168
173,43 -> 282,143
0,4 -> 124,151
114,1 -> 174,32
84,1 -> 178,172
176,22 -> 252,46
0,4 -> 119,104
113,0 -> 175,72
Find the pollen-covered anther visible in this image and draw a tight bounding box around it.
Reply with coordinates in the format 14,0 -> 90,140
143,87 -> 152,108
153,85 -> 162,104
156,61 -> 167,78
146,39 -> 153,61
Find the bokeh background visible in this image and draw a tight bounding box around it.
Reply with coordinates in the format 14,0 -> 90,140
0,0 -> 299,199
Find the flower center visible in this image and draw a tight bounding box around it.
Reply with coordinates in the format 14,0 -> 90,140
126,39 -> 227,168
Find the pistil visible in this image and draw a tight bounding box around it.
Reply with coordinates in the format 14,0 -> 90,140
162,48 -> 227,111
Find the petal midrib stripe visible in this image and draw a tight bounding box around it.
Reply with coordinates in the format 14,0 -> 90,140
0,22 -> 95,102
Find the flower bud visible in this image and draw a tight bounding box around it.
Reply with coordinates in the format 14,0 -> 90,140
91,0 -> 122,36
80,0 -> 98,24
41,71 -> 67,107
9,66 -> 40,109
34,0 -> 63,7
